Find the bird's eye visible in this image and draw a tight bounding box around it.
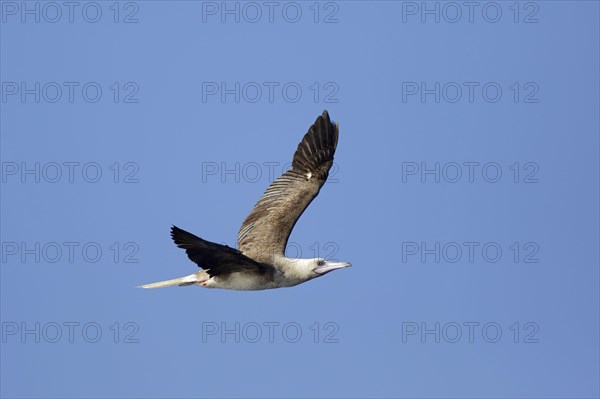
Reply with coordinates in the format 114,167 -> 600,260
317,260 -> 326,266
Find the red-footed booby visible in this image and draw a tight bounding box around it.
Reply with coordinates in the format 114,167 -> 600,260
139,110 -> 350,290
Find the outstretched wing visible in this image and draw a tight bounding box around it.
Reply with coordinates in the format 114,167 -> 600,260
237,110 -> 339,263
171,226 -> 273,278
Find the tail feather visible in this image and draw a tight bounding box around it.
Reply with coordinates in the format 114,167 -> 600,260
138,273 -> 199,289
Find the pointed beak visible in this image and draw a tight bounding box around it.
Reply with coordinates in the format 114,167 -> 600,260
315,261 -> 352,275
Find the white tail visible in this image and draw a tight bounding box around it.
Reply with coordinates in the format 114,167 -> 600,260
138,273 -> 199,289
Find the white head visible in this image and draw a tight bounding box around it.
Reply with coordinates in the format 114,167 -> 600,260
282,257 -> 351,282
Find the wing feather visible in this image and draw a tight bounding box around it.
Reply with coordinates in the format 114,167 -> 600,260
171,225 -> 273,278
237,110 -> 339,263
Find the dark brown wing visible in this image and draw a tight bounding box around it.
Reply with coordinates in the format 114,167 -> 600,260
237,110 -> 339,263
171,225 -> 273,278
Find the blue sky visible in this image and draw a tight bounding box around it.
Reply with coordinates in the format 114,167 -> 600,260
1,1 -> 599,398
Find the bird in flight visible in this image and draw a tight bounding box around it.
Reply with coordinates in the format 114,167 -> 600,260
140,110 -> 350,290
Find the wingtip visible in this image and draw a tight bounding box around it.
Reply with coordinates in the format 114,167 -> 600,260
321,109 -> 335,126
170,225 -> 182,237
320,109 -> 337,131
